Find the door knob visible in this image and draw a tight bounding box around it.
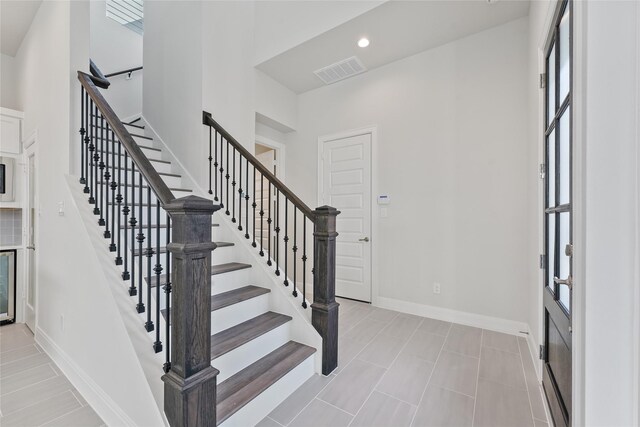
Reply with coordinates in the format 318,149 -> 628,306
553,275 -> 573,290
26,246 -> 35,250
359,237 -> 369,242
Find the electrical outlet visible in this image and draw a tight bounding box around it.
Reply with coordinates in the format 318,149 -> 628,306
433,282 -> 441,294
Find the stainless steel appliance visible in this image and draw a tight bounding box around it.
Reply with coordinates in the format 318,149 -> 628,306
0,250 -> 16,324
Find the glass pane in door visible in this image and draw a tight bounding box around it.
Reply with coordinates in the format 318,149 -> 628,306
547,130 -> 556,207
547,44 -> 556,125
559,212 -> 571,311
547,213 -> 556,293
559,6 -> 571,102
558,108 -> 571,205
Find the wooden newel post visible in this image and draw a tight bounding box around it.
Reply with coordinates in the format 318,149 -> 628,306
162,195 -> 220,427
312,205 -> 340,375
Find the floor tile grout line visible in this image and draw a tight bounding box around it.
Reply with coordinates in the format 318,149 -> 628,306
374,388 -> 419,408
518,336 -> 539,426
281,305 -> 391,426
280,375 -> 337,426
0,366 -> 67,399
408,318 -> 452,427
31,391 -> 86,427
316,396 -> 358,417
470,329 -> 484,427
0,345 -> 45,366
348,317 -> 425,427
0,389 -> 78,420
437,385 -> 477,400
266,415 -> 285,426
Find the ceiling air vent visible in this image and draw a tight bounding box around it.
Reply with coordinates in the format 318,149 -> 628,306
314,56 -> 367,85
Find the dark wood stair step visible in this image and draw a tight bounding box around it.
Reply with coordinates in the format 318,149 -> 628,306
97,182 -> 192,193
211,312 -> 292,360
132,241 -> 233,257
211,285 -> 269,312
216,341 -> 316,425
160,285 -> 268,320
90,123 -> 152,140
147,262 -> 251,287
122,121 -> 144,130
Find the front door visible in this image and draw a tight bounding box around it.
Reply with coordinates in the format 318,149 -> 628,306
542,1 -> 572,426
321,131 -> 372,302
25,146 -> 37,332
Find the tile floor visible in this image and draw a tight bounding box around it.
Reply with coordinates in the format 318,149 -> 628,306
259,298 -> 550,427
0,323 -> 104,427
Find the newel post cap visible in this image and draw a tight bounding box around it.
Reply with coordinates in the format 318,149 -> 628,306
164,195 -> 220,215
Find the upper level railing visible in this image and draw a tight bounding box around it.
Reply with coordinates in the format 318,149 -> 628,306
203,111 -> 340,375
80,62 -> 220,425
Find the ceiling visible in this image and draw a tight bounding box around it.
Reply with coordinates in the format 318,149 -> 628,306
1,0 -> 42,57
256,0 -> 530,94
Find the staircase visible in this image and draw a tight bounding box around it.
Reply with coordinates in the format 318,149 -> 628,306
76,64 -> 339,426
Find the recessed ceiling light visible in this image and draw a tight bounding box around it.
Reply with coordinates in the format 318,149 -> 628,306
358,38 -> 370,48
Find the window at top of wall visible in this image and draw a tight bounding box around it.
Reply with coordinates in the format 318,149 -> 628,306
106,0 -> 144,35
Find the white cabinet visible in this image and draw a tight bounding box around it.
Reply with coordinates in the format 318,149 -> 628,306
0,108 -> 24,155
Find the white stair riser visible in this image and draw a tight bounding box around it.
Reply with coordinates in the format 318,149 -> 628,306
210,294 -> 269,335
211,269 -> 253,295
106,187 -> 191,204
213,322 -> 291,383
96,149 -> 164,163
210,246 -> 238,265
219,355 -> 315,427
105,170 -> 183,189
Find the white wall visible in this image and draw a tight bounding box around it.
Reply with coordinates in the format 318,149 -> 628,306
14,2 -> 163,425
1,53 -> 20,110
254,0 -> 385,65
581,1 -> 640,425
90,0 -> 143,118
286,18 -> 530,327
256,69 -> 297,132
143,1 -> 203,183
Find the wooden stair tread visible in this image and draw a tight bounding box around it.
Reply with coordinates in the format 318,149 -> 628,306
211,285 -> 269,312
211,312 -> 291,360
132,242 -> 233,256
90,124 -> 153,140
147,262 -> 251,287
216,341 -> 316,424
97,182 -> 192,192
160,284 -> 267,320
122,121 -> 144,130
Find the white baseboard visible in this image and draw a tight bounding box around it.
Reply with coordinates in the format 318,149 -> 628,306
35,327 -> 136,427
375,296 -> 530,337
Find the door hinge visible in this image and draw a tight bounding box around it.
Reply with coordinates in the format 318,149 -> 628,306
539,73 -> 547,89
539,163 -> 546,179
539,345 -> 546,360
539,254 -> 546,269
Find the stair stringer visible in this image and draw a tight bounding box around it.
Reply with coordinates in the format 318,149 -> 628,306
65,175 -> 168,426
143,117 -> 324,375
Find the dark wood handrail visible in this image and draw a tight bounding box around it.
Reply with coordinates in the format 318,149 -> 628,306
78,71 -> 175,205
202,111 -> 316,220
89,59 -> 110,89
105,66 -> 143,78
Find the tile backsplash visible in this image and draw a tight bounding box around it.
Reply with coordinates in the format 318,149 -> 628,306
0,209 -> 22,246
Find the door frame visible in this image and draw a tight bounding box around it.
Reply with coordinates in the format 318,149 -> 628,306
537,0 -> 586,425
22,130 -> 38,332
317,126 -> 378,303
256,135 -> 286,183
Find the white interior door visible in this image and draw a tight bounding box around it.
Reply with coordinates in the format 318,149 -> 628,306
25,147 -> 37,332
321,132 -> 372,302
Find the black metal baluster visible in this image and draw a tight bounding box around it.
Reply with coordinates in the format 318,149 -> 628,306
208,126 -> 213,195
122,152 -> 131,281
130,161 -> 139,296
267,183 -> 272,265
116,140 -> 123,265
275,190 -> 280,276
88,102 -> 96,205
252,167 -> 257,248
232,147 -> 236,223
83,92 -> 90,194
259,174 -> 264,257
163,214 -> 171,373
137,170 -> 145,314
103,124 -> 111,237
153,199 -> 162,352
245,158 -> 250,239
109,131 -> 117,251
94,104 -> 100,213
292,207 -> 298,297
302,217 -> 307,308
145,187 -> 154,332
79,88 -> 86,185
238,154 -> 243,231
284,198 -> 289,287
98,115 -> 105,224
225,140 -> 230,216
218,132 -> 223,206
